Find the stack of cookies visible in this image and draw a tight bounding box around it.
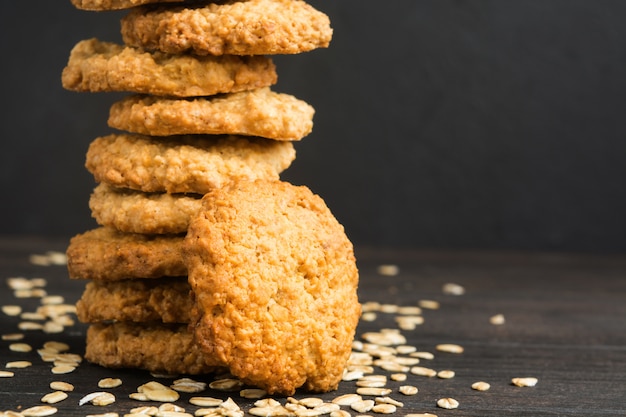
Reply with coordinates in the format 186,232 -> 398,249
64,0 -> 360,395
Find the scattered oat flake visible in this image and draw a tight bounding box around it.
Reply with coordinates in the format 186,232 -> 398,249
129,392 -> 150,401
41,295 -> 65,305
372,403 -> 397,414
330,411 -> 351,417
50,381 -> 74,391
437,370 -> 455,379
21,405 -> 58,416
472,381 -> 491,391
85,414 -> 119,417
41,391 -> 68,404
18,321 -> 44,330
332,393 -> 362,406
436,343 -> 464,354
9,342 -> 32,352
98,377 -> 123,388
377,264 -> 399,276
410,366 -> 437,377
6,361 -> 32,368
209,378 -> 243,391
405,414 -> 438,417
390,373 -> 407,382
436,397 -> 459,409
2,305 -> 22,316
2,333 -> 25,341
0,370 -> 15,377
418,299 -> 440,310
51,364 -> 76,374
356,387 -> 392,396
490,314 -> 506,325
361,311 -> 377,322
43,341 -> 70,353
442,283 -> 465,295
189,396 -> 223,407
239,388 -> 267,399
79,392 -> 115,406
512,377 -> 538,387
350,399 -> 375,413
410,351 -> 434,360
375,396 -> 403,407
398,385 -> 418,396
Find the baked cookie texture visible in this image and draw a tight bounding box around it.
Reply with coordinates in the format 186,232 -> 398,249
85,134 -> 296,194
67,226 -> 186,280
71,0 -> 182,11
121,0 -> 332,56
62,38 -> 277,97
107,88 -> 314,140
76,277 -> 191,323
184,180 -> 361,395
85,322 -> 222,375
89,184 -> 203,235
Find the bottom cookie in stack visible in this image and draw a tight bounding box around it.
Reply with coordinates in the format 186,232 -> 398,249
67,228 -> 221,375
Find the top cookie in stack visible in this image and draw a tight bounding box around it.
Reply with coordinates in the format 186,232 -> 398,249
64,0 -> 360,396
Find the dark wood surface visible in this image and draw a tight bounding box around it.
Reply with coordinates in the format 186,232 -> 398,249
1,236 -> 625,416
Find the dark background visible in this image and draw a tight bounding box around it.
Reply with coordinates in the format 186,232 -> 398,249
1,1 -> 625,253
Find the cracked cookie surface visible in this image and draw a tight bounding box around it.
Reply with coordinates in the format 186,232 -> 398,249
184,180 -> 360,395
121,0 -> 332,56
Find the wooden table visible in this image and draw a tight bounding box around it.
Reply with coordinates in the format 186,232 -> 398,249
1,236 -> 625,416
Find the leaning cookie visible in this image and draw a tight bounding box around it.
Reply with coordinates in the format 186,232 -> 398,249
85,134 -> 296,194
108,88 -> 314,141
71,0 -> 182,11
85,322 -> 222,375
62,38 -> 277,97
121,0 -> 332,56
67,226 -> 186,279
89,184 -> 202,235
76,277 -> 192,324
184,180 -> 361,395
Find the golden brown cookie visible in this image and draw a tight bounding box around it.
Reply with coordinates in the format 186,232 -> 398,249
76,277 -> 191,324
121,0 -> 332,56
89,184 -> 202,235
85,134 -> 296,194
183,180 -> 361,395
85,322 -> 221,375
62,38 -> 277,97
67,226 -> 186,279
107,88 -> 314,141
71,0 -> 182,11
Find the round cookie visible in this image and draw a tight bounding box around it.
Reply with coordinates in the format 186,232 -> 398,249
62,38 -> 277,97
76,277 -> 192,324
107,88 -> 314,141
121,0 -> 332,56
85,134 -> 296,194
183,180 -> 361,395
89,184 -> 203,235
71,0 -> 182,11
85,322 -> 222,375
67,226 -> 187,280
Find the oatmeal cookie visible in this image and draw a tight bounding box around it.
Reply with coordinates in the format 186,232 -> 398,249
121,0 -> 332,56
108,88 -> 314,141
62,38 -> 277,97
76,277 -> 192,323
71,0 -> 182,11
67,226 -> 186,279
85,322 -> 222,374
85,134 -> 296,194
184,180 -> 361,395
89,184 -> 202,235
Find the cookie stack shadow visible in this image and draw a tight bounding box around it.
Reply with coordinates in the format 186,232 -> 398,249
64,0 -> 360,395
